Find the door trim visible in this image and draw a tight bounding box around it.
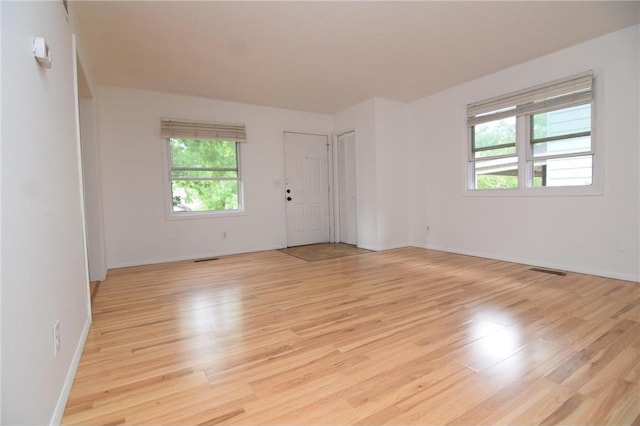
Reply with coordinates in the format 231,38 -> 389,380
334,131 -> 358,246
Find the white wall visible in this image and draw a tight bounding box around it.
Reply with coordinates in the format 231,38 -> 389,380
1,1 -> 92,424
374,99 -> 408,250
408,25 -> 640,281
79,97 -> 107,281
332,98 -> 410,251
97,86 -> 331,267
333,99 -> 378,250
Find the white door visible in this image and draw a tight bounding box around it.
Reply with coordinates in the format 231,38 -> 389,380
337,132 -> 357,245
284,132 -> 331,247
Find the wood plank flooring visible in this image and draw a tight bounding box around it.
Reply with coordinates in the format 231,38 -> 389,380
63,248 -> 640,425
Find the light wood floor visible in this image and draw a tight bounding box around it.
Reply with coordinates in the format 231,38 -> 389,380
63,248 -> 640,425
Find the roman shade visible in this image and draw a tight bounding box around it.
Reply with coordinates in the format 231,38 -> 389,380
161,119 -> 247,143
467,71 -> 593,127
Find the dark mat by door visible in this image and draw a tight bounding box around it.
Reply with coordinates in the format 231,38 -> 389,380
279,243 -> 372,262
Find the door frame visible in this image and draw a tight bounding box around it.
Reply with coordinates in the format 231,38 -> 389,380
72,35 -> 92,319
332,130 -> 358,246
334,130 -> 358,245
282,131 -> 334,247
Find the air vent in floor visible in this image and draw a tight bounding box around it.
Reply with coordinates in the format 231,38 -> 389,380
529,267 -> 567,276
194,257 -> 219,263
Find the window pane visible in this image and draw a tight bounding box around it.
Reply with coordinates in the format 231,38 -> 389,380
532,104 -> 591,140
532,135 -> 591,158
172,179 -> 239,212
473,117 -> 516,159
533,155 -> 593,187
170,138 -> 237,169
474,157 -> 518,189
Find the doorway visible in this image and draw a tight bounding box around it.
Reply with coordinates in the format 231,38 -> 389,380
74,43 -> 107,286
284,132 -> 331,247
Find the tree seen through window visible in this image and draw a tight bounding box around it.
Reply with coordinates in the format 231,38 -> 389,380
169,138 -> 240,212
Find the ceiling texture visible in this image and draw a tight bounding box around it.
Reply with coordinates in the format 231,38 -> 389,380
74,1 -> 640,114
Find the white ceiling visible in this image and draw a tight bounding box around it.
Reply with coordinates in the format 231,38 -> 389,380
74,1 -> 639,114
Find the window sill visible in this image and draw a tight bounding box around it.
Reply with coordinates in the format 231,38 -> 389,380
463,185 -> 603,197
165,209 -> 246,221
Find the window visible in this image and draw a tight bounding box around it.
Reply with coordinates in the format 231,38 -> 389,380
467,72 -> 594,191
472,116 -> 518,189
161,120 -> 246,215
530,104 -> 592,187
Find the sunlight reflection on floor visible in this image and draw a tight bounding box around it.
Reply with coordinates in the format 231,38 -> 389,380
463,314 -> 525,372
183,287 -> 243,334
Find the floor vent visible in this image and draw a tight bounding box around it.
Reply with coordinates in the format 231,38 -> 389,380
530,267 -> 567,276
194,257 -> 219,263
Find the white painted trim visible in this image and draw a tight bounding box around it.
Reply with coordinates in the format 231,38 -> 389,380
0,2 -> 3,420
376,243 -> 409,251
331,134 -> 340,243
327,134 -> 335,243
72,35 -> 92,321
50,317 -> 91,426
335,131 -> 359,246
107,244 -> 286,269
414,243 -> 640,283
113,239 -> 638,281
336,129 -> 356,138
462,186 -> 604,197
280,130 -> 289,247
357,243 -> 378,252
333,129 -> 358,246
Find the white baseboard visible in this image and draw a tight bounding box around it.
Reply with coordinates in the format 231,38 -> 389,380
415,243 -> 639,283
50,316 -> 91,426
110,243 -> 639,282
107,244 -> 285,269
376,242 -> 410,251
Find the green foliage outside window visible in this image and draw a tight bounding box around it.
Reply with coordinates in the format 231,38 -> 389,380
169,138 -> 239,212
476,175 -> 518,189
472,113 -> 548,189
473,117 -> 516,158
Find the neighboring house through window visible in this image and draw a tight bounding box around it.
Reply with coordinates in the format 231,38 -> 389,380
467,72 -> 594,191
161,119 -> 246,216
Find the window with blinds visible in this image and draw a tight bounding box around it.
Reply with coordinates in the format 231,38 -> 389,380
467,72 -> 594,190
161,120 -> 247,143
161,119 -> 246,215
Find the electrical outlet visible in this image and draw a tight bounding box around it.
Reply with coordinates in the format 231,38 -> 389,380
426,226 -> 431,233
222,231 -> 228,239
53,320 -> 60,357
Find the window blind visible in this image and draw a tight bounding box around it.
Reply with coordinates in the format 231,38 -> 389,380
161,119 -> 247,143
467,71 -> 593,127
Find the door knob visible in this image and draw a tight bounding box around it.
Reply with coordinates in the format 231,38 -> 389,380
286,189 -> 291,193
287,197 -> 292,201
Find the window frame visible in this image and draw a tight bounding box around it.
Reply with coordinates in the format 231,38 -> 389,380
162,136 -> 245,220
466,72 -> 601,196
